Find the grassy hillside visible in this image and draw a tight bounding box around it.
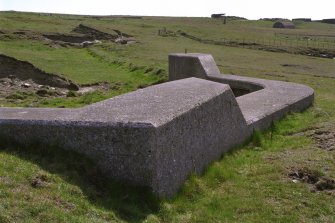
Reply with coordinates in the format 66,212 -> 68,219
0,11 -> 335,222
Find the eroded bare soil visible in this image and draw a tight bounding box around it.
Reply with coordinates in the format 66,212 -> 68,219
1,76 -> 68,99
71,24 -> 136,45
311,129 -> 335,151
0,24 -> 136,48
0,54 -> 78,88
303,123 -> 335,151
289,167 -> 335,193
285,122 -> 335,194
0,54 -> 111,101
72,24 -> 118,40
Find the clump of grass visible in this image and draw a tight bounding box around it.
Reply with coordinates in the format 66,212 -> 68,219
5,91 -> 30,100
0,139 -> 160,222
251,130 -> 263,147
144,67 -> 154,73
66,90 -> 78,97
155,69 -> 165,76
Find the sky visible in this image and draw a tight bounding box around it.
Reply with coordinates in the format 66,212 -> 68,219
0,0 -> 334,20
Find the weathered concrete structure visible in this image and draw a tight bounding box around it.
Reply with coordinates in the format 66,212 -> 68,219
0,53 -> 314,197
273,21 -> 295,29
169,53 -> 314,130
292,18 -> 311,22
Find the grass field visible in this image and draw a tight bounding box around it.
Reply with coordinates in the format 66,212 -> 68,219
0,11 -> 335,222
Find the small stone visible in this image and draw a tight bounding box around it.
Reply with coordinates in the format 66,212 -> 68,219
40,85 -> 50,89
115,38 -> 128,44
22,83 -> 31,88
0,78 -> 10,83
292,179 -> 299,183
36,89 -> 49,97
31,174 -> 49,188
127,40 -> 137,45
326,191 -> 333,195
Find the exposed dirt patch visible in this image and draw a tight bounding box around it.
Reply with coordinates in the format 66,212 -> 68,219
112,29 -> 133,38
0,30 -> 99,48
78,82 -> 118,94
289,167 -> 321,184
0,26 -> 136,48
72,24 -> 118,40
281,64 -> 312,69
312,129 -> 335,151
0,54 -> 79,90
289,167 -> 335,193
289,123 -> 335,151
300,124 -> 335,151
31,174 -> 51,188
0,176 -> 12,185
0,54 -> 79,100
54,197 -> 76,211
43,34 -> 95,43
72,24 -> 136,45
1,76 -> 68,99
13,31 -> 26,35
265,73 -> 286,78
0,54 -> 112,101
42,33 -> 103,48
297,48 -> 335,59
0,30 -> 45,42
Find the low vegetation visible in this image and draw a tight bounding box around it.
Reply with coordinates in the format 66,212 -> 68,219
0,11 -> 334,222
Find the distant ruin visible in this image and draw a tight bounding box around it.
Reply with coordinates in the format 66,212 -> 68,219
320,19 -> 335,24
292,18 -> 312,22
211,13 -> 225,18
273,21 -> 295,29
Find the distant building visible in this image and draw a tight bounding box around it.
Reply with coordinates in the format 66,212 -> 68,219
260,18 -> 289,21
321,19 -> 335,24
292,18 -> 311,22
273,21 -> 295,29
226,16 -> 247,21
211,13 -> 225,18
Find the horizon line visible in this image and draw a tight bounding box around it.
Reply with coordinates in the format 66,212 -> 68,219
1,10 -> 332,21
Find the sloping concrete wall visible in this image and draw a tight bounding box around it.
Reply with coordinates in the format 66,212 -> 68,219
151,82 -> 250,196
169,53 -> 220,81
0,78 -> 250,197
168,53 -> 314,131
0,53 -> 314,197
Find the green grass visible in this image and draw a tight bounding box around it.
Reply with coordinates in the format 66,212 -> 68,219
0,143 -> 159,223
1,107 -> 334,222
0,11 -> 335,222
0,40 -> 162,85
0,40 -> 162,108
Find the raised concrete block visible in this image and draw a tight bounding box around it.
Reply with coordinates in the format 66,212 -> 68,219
169,53 -> 220,81
0,53 -> 314,197
0,78 -> 250,197
169,53 -> 314,131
